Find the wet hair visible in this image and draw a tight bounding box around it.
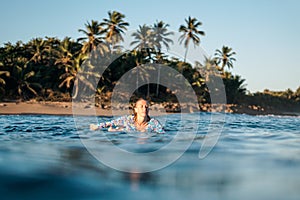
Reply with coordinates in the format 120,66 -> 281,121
133,98 -> 150,122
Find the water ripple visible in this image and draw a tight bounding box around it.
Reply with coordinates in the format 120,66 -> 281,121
0,114 -> 300,199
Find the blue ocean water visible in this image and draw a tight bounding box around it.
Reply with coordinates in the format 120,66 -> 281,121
0,113 -> 300,200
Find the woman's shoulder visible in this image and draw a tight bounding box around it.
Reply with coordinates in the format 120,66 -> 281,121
149,117 -> 162,125
148,117 -> 165,133
116,114 -> 134,119
123,114 -> 135,122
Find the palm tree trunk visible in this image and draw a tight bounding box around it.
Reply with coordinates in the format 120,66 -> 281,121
72,79 -> 79,99
136,65 -> 139,93
146,48 -> 152,62
147,81 -> 150,98
221,62 -> 225,72
156,65 -> 161,97
184,45 -> 189,63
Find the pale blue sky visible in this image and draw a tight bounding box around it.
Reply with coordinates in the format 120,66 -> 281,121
1,0 -> 299,92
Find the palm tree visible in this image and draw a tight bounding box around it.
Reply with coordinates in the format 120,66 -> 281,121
130,25 -> 155,97
28,37 -> 63,91
214,46 -> 236,71
58,52 -> 100,99
26,38 -> 47,64
3,42 -> 25,65
152,21 -> 174,96
292,87 -> 300,102
0,68 -> 10,85
1,41 -> 37,99
0,70 -> 10,97
196,56 -> 219,82
130,24 -> 154,50
78,20 -> 104,54
152,21 -> 174,51
100,10 -> 129,50
56,37 -> 81,67
11,61 -> 42,100
43,37 -> 61,64
179,16 -> 205,63
222,72 -> 247,104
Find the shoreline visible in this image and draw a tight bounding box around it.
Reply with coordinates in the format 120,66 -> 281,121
0,101 -> 299,117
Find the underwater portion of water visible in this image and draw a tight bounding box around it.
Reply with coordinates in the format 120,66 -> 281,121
0,113 -> 299,200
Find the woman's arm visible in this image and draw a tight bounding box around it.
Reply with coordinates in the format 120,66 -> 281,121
90,116 -> 128,131
148,118 -> 165,134
89,121 -> 113,131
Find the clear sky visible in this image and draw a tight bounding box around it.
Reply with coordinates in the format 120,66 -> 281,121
1,0 -> 299,92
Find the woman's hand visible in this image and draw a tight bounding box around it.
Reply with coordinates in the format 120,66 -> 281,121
89,124 -> 99,131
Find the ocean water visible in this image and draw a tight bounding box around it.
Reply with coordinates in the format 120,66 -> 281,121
0,113 -> 300,200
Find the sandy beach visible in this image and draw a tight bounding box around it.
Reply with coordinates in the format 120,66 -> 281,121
0,101 -> 299,117
0,101 -> 168,116
0,101 -> 112,116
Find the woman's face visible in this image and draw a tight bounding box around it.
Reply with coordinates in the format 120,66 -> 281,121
134,99 -> 149,117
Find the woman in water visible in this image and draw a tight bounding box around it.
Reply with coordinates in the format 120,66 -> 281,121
90,98 -> 164,134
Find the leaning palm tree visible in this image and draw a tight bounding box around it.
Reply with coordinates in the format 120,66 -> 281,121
58,52 -> 100,99
100,10 -> 129,50
78,20 -> 104,54
26,38 -> 47,64
56,37 -> 81,66
214,46 -> 236,71
0,70 -> 9,84
179,16 -> 205,63
43,37 -> 61,63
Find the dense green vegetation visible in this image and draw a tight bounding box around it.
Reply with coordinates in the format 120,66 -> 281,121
0,10 -> 299,111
